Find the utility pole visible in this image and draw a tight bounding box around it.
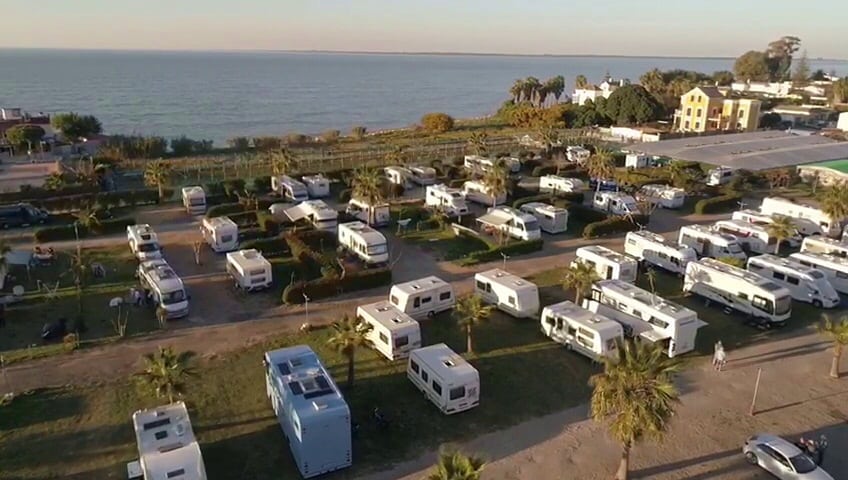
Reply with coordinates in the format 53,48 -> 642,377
749,368 -> 762,416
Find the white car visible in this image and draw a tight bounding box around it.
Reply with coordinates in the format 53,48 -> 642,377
743,434 -> 833,479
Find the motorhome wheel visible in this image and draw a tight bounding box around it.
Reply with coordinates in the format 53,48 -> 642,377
812,299 -> 822,308
745,452 -> 758,465
427,311 -> 435,318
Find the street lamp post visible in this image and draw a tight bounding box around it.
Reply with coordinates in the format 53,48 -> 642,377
501,252 -> 509,271
303,294 -> 310,324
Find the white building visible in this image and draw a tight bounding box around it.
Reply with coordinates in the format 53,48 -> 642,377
130,402 -> 207,480
473,269 -> 540,318
730,80 -> 793,98
572,78 -> 627,106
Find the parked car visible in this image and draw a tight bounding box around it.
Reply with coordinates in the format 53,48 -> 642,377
743,434 -> 833,479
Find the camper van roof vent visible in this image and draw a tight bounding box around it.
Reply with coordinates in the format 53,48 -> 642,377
377,305 -> 391,312
442,359 -> 456,368
411,284 -> 421,290
391,316 -> 406,324
313,401 -> 329,411
242,249 -> 259,259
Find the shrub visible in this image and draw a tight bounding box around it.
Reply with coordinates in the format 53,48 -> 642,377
513,194 -> 556,209
0,185 -> 100,203
420,112 -> 455,133
321,130 -> 341,144
240,237 -> 290,257
204,182 -> 226,196
568,204 -> 608,224
205,193 -> 229,207
206,203 -> 245,218
282,268 -> 392,304
338,188 -> 352,203
531,166 -> 556,177
694,193 -> 743,214
222,179 -> 246,198
238,227 -> 267,242
448,178 -> 465,189
252,176 -> 272,194
32,188 -> 165,213
458,239 -> 544,266
295,229 -> 337,250
350,125 -> 367,140
257,211 -> 279,235
227,211 -> 259,227
581,215 -> 646,239
34,217 -> 136,242
389,183 -> 405,198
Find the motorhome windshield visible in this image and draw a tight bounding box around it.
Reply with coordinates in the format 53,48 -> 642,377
189,198 -> 205,206
523,219 -> 540,231
368,243 -> 388,255
727,243 -> 743,254
161,289 -> 186,305
774,296 -> 792,315
138,243 -> 160,252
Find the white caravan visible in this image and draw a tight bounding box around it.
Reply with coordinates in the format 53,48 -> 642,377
356,301 -> 422,361
476,206 -> 541,241
539,175 -> 585,194
425,184 -> 469,217
139,260 -> 189,319
790,252 -> 848,294
301,174 -> 330,198
759,197 -> 842,237
519,202 -> 568,234
683,258 -> 792,325
337,221 -> 389,265
127,224 -> 163,261
463,155 -> 493,174
540,300 -> 624,361
678,224 -> 746,260
272,175 -> 309,203
566,146 -> 590,164
625,153 -> 652,168
226,249 -> 273,292
389,276 -> 455,320
800,236 -> 848,258
345,198 -> 391,226
584,279 -> 703,358
624,230 -> 697,275
131,402 -> 207,480
284,199 -> 338,232
593,192 -> 641,216
181,186 -> 206,215
638,184 -> 685,209
384,166 -> 414,188
712,219 -> 777,254
706,166 -> 737,186
407,343 -> 480,415
747,254 -> 840,308
573,245 -> 638,282
731,209 -> 803,247
462,180 -> 507,206
473,269 -> 540,318
201,216 -> 239,253
409,166 -> 437,186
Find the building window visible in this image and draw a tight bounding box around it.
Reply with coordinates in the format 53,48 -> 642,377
379,332 -> 388,344
695,122 -> 700,130
695,108 -> 701,117
689,95 -> 695,102
739,109 -> 745,118
684,120 -> 690,129
686,107 -> 692,116
697,95 -> 702,102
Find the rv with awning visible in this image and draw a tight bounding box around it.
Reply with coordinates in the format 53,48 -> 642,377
425,184 -> 469,217
284,200 -> 338,232
476,206 -> 541,241
541,300 -> 624,362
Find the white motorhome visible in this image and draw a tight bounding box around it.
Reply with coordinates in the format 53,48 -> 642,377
706,166 -> 737,186
790,251 -> 848,294
284,200 -> 338,231
356,301 -> 421,361
337,221 -> 389,265
226,249 -> 273,292
732,209 -> 803,247
127,224 -> 163,261
584,279 -> 704,357
625,153 -> 652,168
759,197 -> 842,237
139,261 -> 189,319
593,191 -> 641,216
409,166 -> 437,186
519,202 -> 568,234
384,166 -> 414,188
130,402 -> 207,480
713,219 -> 777,254
181,186 -> 206,215
476,206 -> 541,241
566,146 -> 590,164
540,301 -> 624,361
389,276 -> 455,320
473,269 -> 540,318
462,180 -> 507,206
624,230 -> 697,275
201,216 -> 239,253
407,343 -> 480,415
345,198 -> 391,226
425,184 -> 469,217
539,175 -> 585,194
500,157 -> 522,173
800,236 -> 848,258
463,155 -> 493,174
747,254 -> 840,308
678,224 -> 746,260
272,175 -> 309,203
301,174 -> 330,198
683,258 -> 792,325
574,245 -> 638,282
638,184 -> 685,209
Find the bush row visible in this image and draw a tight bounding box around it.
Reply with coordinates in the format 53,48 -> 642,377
205,203 -> 246,218
694,193 -> 743,214
531,166 -> 557,177
2,185 -> 100,203
30,188 -> 168,213
568,204 -> 608,224
581,215 -> 647,239
458,238 -> 544,265
227,211 -> 259,227
34,217 -> 137,242
282,268 -> 392,304
239,237 -> 290,258
512,192 -> 584,210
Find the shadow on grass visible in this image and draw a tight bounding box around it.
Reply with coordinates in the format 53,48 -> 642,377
0,388 -> 85,430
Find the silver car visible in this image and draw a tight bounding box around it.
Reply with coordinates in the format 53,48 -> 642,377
743,433 -> 834,479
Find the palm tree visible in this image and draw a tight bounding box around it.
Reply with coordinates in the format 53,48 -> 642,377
467,132 -> 489,156
137,346 -> 196,403
816,314 -> 848,379
326,315 -> 372,389
236,189 -> 259,211
523,76 -> 542,107
575,74 -> 589,89
548,75 -> 566,103
269,147 -> 298,176
427,449 -> 486,480
586,148 -> 615,192
590,340 -> 682,480
0,241 -> 10,273
384,145 -> 409,166
820,182 -> 848,228
562,261 -> 600,303
143,160 -> 172,201
453,294 -> 494,354
481,165 -> 509,209
350,166 -> 385,226
42,172 -> 67,190
73,204 -> 101,232
765,215 -> 795,254
510,79 -> 525,103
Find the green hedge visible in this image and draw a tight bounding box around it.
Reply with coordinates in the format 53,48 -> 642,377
282,268 -> 392,304
582,215 -> 647,239
31,188 -> 167,213
2,185 -> 100,203
34,217 -> 137,242
296,229 -> 337,250
205,203 -> 246,218
338,188 -> 352,203
694,193 -> 743,214
238,227 -> 268,242
531,166 -> 556,177
228,211 -> 259,227
252,176 -> 272,194
458,238 -> 544,265
568,204 -> 608,224
513,192 -> 584,210
240,237 -> 290,258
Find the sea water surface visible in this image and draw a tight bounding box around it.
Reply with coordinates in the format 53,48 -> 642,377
1,49 -> 846,145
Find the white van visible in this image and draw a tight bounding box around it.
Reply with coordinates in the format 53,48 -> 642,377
272,175 -> 309,203
409,166 -> 437,186
181,186 -> 206,215
790,252 -> 848,294
731,209 -> 803,247
573,245 -> 638,283
201,216 -> 239,253
800,236 -> 848,258
356,301 -> 421,361
389,276 -> 455,320
337,221 -> 389,265
706,166 -> 737,186
301,174 -> 330,198
284,200 -> 338,232
593,192 -> 641,216
226,249 -> 273,292
474,269 -> 540,318
346,198 -> 391,226
566,146 -> 590,164
384,166 -> 413,188
476,206 -> 541,242
759,197 -> 842,237
127,224 -> 163,261
747,254 -> 840,308
407,343 -> 480,415
540,300 -> 624,362
425,184 -> 469,217
519,202 -> 568,234
713,219 -> 776,254
463,155 -> 493,175
678,224 -> 746,260
539,175 -> 585,194
638,184 -> 685,209
624,230 -> 697,275
138,261 -> 189,319
625,153 -> 652,169
462,180 -> 507,207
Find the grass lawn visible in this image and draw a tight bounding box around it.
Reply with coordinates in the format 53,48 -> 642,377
0,310 -> 598,480
402,228 -> 490,261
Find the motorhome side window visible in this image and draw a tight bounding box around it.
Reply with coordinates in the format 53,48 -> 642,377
508,296 -> 516,305
379,332 -> 388,344
737,292 -> 748,300
838,271 -> 848,279
432,381 -> 442,395
422,296 -> 432,304
567,325 -> 577,336
647,317 -> 669,329
439,291 -> 451,301
449,386 -> 465,400
773,272 -> 785,281
626,238 -> 636,245
395,336 -> 409,348
752,296 -> 771,312
421,370 -> 429,382
476,280 -> 486,290
410,360 -> 420,374
222,234 -> 233,242
390,295 -> 399,305
414,297 -> 421,308
786,276 -> 799,285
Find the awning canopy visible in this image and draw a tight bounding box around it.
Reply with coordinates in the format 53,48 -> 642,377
639,329 -> 671,343
476,212 -> 509,227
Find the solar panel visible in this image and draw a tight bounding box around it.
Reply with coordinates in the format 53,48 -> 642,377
288,381 -> 304,395
276,363 -> 291,375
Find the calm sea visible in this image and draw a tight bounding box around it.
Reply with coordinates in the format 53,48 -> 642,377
1,49 -> 846,145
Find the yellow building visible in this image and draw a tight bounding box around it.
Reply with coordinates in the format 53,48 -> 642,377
673,86 -> 761,133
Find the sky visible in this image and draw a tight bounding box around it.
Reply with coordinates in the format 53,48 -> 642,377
2,0 -> 843,58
